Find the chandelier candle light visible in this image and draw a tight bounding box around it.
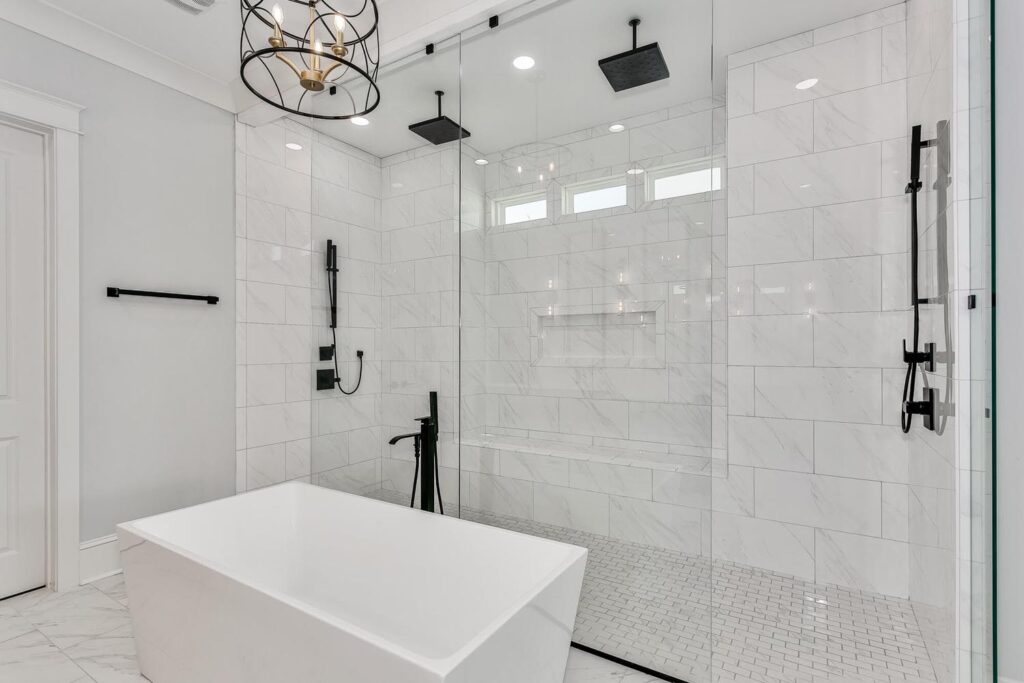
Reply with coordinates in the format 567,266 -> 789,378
240,0 -> 380,120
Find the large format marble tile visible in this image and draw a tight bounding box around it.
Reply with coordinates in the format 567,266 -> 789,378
627,402 -> 711,448
755,469 -> 882,536
812,310 -> 908,368
729,417 -> 811,473
0,631 -> 89,683
63,624 -> 146,683
12,587 -> 131,650
753,143 -> 882,212
245,323 -> 312,365
813,80 -> 908,150
815,529 -> 910,598
534,484 -> 610,536
609,496 -> 703,554
728,315 -> 813,366
727,209 -> 813,266
814,421 -> 910,483
711,512 -> 815,581
568,461 -> 653,500
813,195 -> 908,258
0,606 -> 35,645
754,366 -> 882,423
728,103 -> 813,167
558,399 -> 629,439
562,649 -> 662,683
753,255 -> 881,314
753,29 -> 882,112
499,451 -> 570,486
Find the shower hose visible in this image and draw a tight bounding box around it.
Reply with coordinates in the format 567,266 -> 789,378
327,259 -> 363,395
408,437 -> 445,515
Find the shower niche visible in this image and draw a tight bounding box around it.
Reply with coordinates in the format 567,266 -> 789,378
531,301 -> 664,368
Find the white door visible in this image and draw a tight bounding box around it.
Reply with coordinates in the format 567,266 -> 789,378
0,120 -> 47,598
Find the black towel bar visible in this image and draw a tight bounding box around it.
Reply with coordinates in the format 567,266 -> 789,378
106,287 -> 219,305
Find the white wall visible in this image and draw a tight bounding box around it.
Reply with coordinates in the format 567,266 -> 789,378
0,19 -> 236,542
996,0 -> 1023,679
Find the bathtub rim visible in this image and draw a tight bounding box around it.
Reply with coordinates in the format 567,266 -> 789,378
117,481 -> 588,677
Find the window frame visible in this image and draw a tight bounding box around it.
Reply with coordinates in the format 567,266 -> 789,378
562,176 -> 629,216
493,190 -> 549,226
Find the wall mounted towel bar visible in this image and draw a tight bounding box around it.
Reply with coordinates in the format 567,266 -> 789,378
106,287 -> 219,305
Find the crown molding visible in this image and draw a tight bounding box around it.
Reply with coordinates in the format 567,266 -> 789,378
0,0 -> 238,112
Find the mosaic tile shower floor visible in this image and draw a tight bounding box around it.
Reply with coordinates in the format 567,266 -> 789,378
372,489 -> 944,683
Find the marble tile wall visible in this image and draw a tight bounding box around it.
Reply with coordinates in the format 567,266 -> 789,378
722,5 -> 915,598
452,100 -> 727,555
235,119 -> 384,497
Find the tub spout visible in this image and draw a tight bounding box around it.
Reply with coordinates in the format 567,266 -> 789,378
388,432 -> 419,446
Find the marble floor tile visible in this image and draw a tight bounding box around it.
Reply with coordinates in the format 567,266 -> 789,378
0,630 -> 90,683
62,625 -> 144,683
89,576 -> 128,608
0,606 -> 37,645
12,586 -> 132,650
564,649 -> 663,683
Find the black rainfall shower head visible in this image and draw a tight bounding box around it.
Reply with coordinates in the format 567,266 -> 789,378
599,18 -> 670,92
409,90 -> 470,145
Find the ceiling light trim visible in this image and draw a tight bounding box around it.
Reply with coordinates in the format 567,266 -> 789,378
3,0 -> 237,112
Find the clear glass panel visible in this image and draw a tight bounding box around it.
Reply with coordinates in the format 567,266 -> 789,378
459,1 -> 715,679
967,0 -> 994,679
296,37 -> 462,508
709,0 -> 990,680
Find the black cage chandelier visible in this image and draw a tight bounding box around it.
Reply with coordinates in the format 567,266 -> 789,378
240,0 -> 380,120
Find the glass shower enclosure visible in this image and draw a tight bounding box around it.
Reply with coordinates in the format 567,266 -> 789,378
234,0 -> 995,679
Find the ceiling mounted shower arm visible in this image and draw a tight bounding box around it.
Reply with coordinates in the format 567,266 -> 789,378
630,18 -> 640,50
436,90 -> 444,117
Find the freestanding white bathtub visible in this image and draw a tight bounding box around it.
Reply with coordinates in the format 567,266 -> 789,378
116,481 -> 587,683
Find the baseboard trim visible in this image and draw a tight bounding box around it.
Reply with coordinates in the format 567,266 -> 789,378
79,534 -> 121,584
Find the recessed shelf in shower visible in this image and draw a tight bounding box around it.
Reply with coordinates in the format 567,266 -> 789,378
531,301 -> 664,368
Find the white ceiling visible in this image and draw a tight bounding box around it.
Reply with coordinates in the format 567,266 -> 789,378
4,0 -> 901,157
40,0 -> 241,84
312,0 -> 900,158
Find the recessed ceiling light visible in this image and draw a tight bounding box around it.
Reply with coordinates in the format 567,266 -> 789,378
795,78 -> 819,90
609,123 -> 626,133
626,167 -> 645,175
475,158 -> 489,166
351,116 -> 370,126
512,56 -> 536,70
285,142 -> 303,151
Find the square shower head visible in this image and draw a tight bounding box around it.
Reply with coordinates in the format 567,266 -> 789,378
598,43 -> 670,92
408,116 -> 471,145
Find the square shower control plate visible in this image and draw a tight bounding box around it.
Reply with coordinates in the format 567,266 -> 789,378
316,369 -> 336,391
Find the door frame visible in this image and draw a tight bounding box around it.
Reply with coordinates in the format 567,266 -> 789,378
0,79 -> 82,592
